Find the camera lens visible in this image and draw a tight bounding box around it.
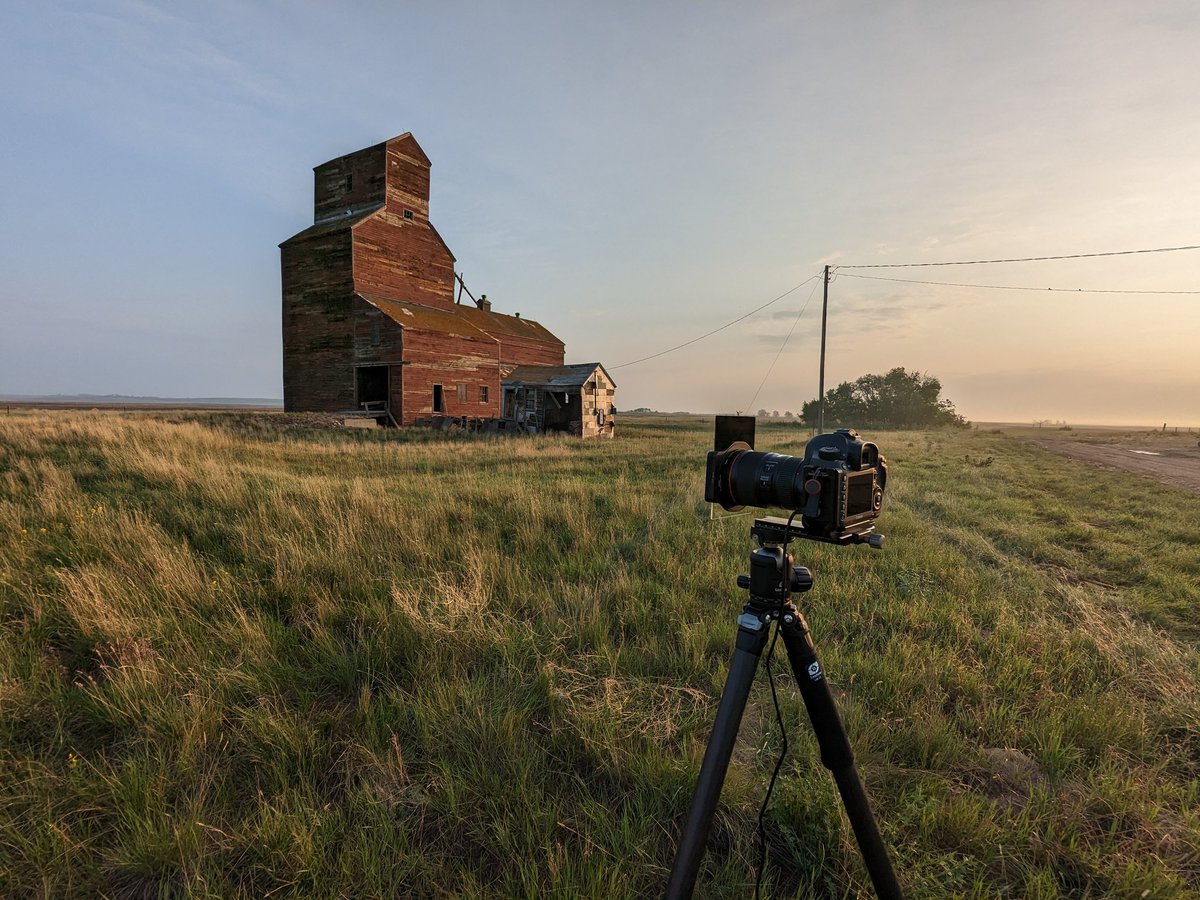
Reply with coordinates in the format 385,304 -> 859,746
726,451 -> 806,510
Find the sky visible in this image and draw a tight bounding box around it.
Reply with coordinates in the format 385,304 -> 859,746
1,0 -> 1197,425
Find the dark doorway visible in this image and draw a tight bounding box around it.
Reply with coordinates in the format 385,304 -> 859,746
356,365 -> 389,408
432,384 -> 444,413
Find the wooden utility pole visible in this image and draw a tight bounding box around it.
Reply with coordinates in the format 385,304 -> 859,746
817,264 -> 830,432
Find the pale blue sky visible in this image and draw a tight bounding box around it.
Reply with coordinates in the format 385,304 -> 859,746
1,1 -> 1197,424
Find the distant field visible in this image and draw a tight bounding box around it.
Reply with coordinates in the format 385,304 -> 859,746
2,411 -> 1198,898
0,397 -> 283,411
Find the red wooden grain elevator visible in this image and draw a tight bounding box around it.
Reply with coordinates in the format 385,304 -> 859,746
281,133 -> 610,431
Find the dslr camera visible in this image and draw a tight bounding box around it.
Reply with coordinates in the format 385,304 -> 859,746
705,418 -> 887,543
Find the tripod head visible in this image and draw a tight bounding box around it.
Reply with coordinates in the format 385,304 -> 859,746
736,544 -> 812,609
736,517 -> 883,612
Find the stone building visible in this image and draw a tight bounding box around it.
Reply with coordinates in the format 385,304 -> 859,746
502,363 -> 616,437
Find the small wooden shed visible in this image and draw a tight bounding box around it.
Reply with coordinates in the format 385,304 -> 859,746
501,363 -> 616,438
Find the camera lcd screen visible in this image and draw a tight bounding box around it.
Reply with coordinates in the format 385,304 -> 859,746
846,470 -> 877,516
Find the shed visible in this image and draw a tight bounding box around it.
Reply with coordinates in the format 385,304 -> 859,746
501,363 -> 616,438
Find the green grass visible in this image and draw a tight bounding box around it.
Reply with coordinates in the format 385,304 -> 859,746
1,411 -> 1199,898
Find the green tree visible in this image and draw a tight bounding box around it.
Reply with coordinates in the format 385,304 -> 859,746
800,367 -> 968,429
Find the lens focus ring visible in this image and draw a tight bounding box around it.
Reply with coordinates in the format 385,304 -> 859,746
729,451 -> 806,510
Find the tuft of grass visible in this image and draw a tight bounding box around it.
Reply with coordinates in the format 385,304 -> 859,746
1,411 -> 1199,897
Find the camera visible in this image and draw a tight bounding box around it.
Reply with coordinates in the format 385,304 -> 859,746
705,418 -> 887,543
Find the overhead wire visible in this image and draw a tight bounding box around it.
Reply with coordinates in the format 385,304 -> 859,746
836,272 -> 1200,294
836,243 -> 1200,269
607,240 -> 1198,410
610,273 -> 822,370
745,278 -> 821,412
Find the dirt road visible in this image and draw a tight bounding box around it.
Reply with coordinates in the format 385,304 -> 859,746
1029,438 -> 1200,493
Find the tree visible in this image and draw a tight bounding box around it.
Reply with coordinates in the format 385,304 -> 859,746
800,368 -> 968,429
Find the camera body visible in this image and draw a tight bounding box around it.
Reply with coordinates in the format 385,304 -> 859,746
796,428 -> 886,540
705,425 -> 887,542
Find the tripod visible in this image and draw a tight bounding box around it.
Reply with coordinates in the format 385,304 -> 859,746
665,517 -> 903,899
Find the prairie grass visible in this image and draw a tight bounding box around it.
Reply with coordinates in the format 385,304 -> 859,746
1,411 -> 1198,897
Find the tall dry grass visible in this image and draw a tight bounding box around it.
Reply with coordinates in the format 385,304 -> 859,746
1,410 -> 1198,898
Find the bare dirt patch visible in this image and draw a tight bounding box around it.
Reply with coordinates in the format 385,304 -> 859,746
977,747 -> 1046,809
1029,439 -> 1200,493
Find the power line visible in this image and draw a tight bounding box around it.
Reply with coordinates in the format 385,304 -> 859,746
610,273 -> 822,370
745,279 -> 821,412
838,272 -> 1200,294
608,241 -> 1199,374
836,243 -> 1200,269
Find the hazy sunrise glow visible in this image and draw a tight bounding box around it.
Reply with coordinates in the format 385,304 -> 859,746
1,2 -> 1197,426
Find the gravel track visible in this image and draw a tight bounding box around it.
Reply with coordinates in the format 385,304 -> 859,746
1028,439 -> 1200,493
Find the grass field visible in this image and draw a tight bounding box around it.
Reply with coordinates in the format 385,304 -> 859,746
2,411 -> 1199,898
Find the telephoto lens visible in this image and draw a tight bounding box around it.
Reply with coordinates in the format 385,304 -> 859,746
723,449 -> 806,511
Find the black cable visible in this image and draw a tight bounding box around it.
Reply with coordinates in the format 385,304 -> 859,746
837,272 -> 1200,294
745,279 -> 821,413
755,510 -> 800,899
836,242 -> 1200,269
610,274 -> 822,370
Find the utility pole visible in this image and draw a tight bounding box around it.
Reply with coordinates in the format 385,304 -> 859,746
817,264 -> 830,432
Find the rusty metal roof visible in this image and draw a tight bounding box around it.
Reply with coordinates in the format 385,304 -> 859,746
454,304 -> 563,346
315,140 -> 387,170
361,292 -> 563,348
503,363 -> 615,388
358,294 -> 497,342
280,206 -> 383,246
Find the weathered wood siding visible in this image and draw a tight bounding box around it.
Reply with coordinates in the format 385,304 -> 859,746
313,143 -> 387,223
385,138 -> 431,220
498,332 -> 565,368
348,136 -> 456,309
281,228 -> 356,411
399,330 -> 500,424
282,232 -> 415,414
352,300 -> 406,414
353,211 -> 456,310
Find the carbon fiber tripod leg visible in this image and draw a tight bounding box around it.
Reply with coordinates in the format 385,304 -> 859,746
665,608 -> 771,899
777,609 -> 904,900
